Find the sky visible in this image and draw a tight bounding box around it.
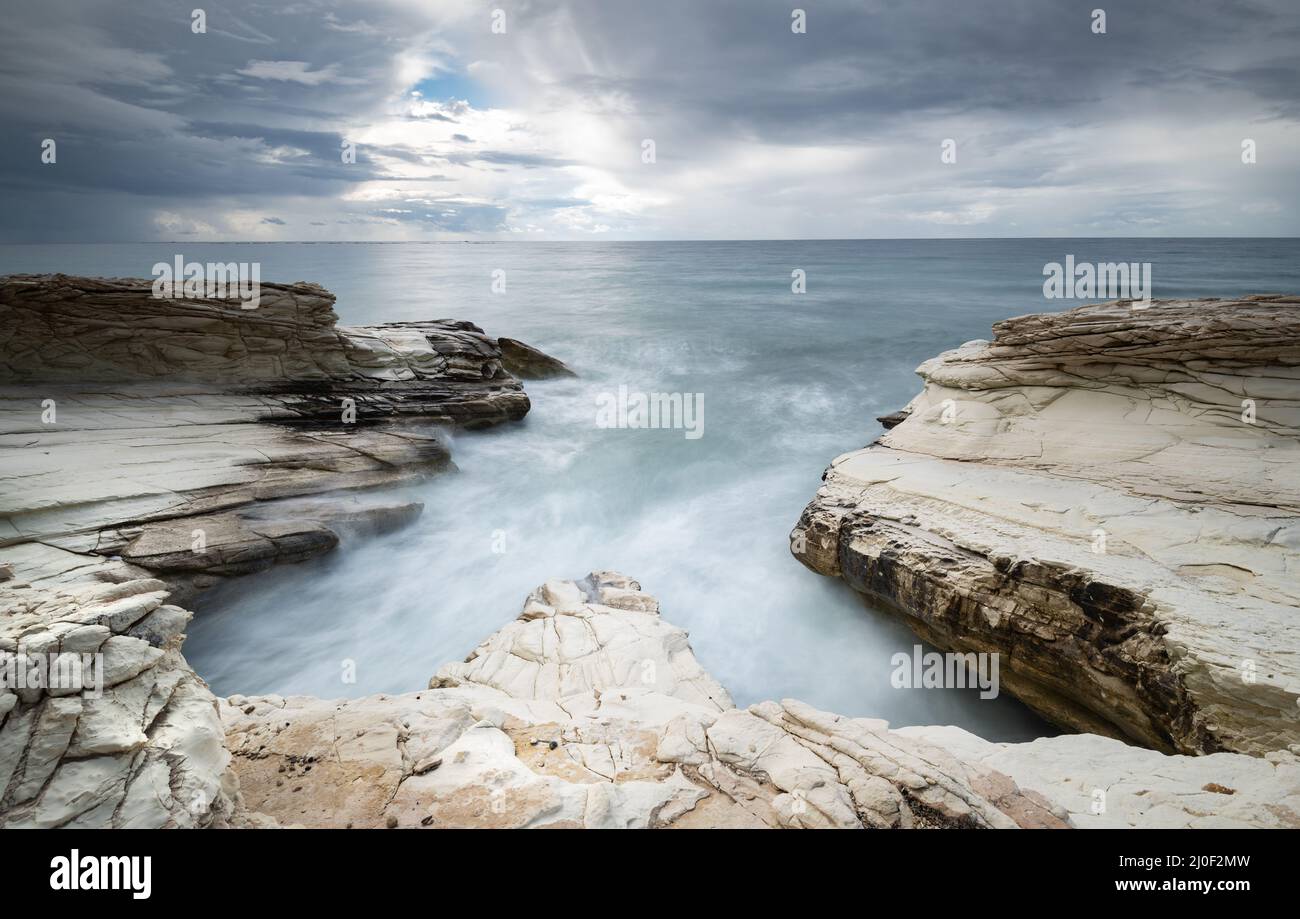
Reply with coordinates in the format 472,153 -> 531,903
2,0 -> 1298,241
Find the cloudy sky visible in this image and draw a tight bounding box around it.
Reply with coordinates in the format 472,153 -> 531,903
2,0 -> 1298,241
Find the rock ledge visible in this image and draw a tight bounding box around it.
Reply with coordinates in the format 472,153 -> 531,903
792,296 -> 1300,757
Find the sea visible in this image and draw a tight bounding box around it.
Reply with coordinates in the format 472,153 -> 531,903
5,238 -> 1297,740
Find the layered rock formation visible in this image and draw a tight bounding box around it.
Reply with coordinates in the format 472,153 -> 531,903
0,274 -> 550,827
792,296 -> 1300,757
223,573 -> 1300,829
6,278 -> 1297,830
0,552 -> 237,827
0,274 -> 532,421
0,275 -> 534,573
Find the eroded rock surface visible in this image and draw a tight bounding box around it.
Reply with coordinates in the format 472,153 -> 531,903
792,296 -> 1300,756
901,725 -> 1300,828
0,274 -> 543,563
223,573 -> 1074,829
223,573 -> 1299,829
1,275 -> 532,405
0,548 -> 237,827
0,274 -> 559,827
6,279 -> 1296,829
495,336 -> 577,379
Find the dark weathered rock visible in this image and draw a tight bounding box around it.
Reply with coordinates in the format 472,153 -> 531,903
0,274 -> 534,423
495,336 -> 576,379
0,275 -> 539,557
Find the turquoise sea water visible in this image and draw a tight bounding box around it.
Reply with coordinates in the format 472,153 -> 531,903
5,239 -> 1298,740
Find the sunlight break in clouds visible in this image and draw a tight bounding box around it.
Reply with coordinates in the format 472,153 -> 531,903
1,0 -> 1298,241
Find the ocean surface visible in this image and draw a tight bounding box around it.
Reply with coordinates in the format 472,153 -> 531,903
5,239 -> 1298,742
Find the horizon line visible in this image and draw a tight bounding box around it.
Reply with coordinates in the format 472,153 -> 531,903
5,235 -> 1300,246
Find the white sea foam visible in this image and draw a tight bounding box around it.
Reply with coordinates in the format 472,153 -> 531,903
85,238 -> 1298,742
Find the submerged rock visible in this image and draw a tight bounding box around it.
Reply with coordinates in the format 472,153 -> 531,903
792,295 -> 1300,757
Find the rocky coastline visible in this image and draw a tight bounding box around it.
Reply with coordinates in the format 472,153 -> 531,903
0,274 -> 545,827
792,296 -> 1300,759
222,572 -> 1298,829
2,279 -> 1297,829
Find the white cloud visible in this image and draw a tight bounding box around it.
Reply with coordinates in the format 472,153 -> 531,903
4,0 -> 1299,241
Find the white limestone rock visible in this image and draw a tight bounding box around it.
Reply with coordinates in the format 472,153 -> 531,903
431,571 -> 733,711
222,574 -> 1075,830
900,724 -> 1300,829
0,274 -> 567,828
793,296 -> 1300,756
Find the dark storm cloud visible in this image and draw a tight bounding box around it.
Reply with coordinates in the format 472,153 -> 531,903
442,151 -> 580,168
523,0 -> 1297,137
0,0 -> 1296,240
